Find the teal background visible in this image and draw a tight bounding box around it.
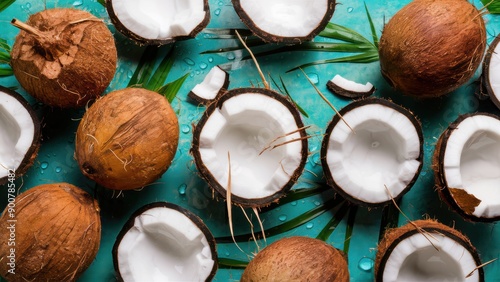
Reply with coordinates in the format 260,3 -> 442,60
1,0 -> 500,281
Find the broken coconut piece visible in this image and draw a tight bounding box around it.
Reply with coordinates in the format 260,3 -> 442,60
326,74 -> 375,99
480,34 -> 500,109
375,219 -> 483,282
231,0 -> 336,44
107,0 -> 210,45
434,113 -> 500,221
113,202 -> 217,282
191,88 -> 308,208
188,66 -> 229,105
321,98 -> 423,207
0,86 -> 40,185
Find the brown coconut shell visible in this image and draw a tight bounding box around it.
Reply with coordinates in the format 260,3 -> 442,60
75,88 -> 179,190
378,0 -> 486,97
106,0 -> 211,46
0,183 -> 101,282
231,0 -> 336,44
0,86 -> 41,185
241,236 -> 349,282
433,112 -> 500,222
190,88 -> 308,208
10,8 -> 117,108
375,219 -> 483,281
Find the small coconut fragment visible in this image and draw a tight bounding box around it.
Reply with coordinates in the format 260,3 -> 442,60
378,0 -> 486,97
188,66 -> 229,105
0,86 -> 40,184
480,34 -> 500,109
75,88 -> 179,190
113,202 -> 217,282
106,0 -> 210,45
434,113 -> 500,221
242,236 -> 349,281
10,8 -> 117,108
326,74 -> 375,99
231,0 -> 336,44
191,88 -> 308,208
321,98 -> 423,206
0,183 -> 101,282
375,219 -> 483,282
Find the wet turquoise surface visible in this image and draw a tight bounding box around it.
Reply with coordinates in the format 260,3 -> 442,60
1,0 -> 500,281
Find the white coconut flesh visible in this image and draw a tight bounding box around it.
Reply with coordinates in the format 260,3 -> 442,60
111,0 -> 206,40
190,66 -> 227,101
382,232 -> 480,282
116,207 -> 215,281
0,92 -> 35,177
488,40 -> 500,99
326,104 -> 421,204
198,93 -> 303,199
330,74 -> 374,93
238,0 -> 330,37
442,114 -> 500,218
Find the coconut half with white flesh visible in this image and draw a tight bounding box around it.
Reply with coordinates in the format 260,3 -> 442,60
0,86 -> 40,185
480,34 -> 500,109
191,88 -> 308,208
321,98 -> 423,206
326,74 -> 375,99
113,202 -> 218,282
107,0 -> 210,45
231,0 -> 336,44
375,219 -> 484,282
434,113 -> 500,221
188,66 -> 229,105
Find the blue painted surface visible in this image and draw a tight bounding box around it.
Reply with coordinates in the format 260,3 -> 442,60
0,0 -> 499,281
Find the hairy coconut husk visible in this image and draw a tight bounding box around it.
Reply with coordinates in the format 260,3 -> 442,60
10,8 -> 117,108
75,88 -> 179,190
241,236 -> 349,282
0,183 -> 101,282
378,0 -> 486,97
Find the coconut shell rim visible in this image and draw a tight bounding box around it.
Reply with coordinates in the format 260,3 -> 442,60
187,67 -> 230,106
190,87 -> 308,208
112,201 -> 218,282
433,112 -> 500,222
320,97 -> 424,207
481,34 -> 500,110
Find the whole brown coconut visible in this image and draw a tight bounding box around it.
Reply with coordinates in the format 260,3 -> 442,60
10,8 -> 117,108
0,183 -> 101,282
241,236 -> 349,282
378,0 -> 486,97
75,88 -> 179,190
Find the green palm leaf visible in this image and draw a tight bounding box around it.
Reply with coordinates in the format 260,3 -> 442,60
157,73 -> 190,103
0,67 -> 13,77
481,0 -> 500,13
287,51 -> 380,73
0,0 -> 15,12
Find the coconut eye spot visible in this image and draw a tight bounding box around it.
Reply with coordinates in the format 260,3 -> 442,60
111,0 -> 206,40
116,207 -> 215,282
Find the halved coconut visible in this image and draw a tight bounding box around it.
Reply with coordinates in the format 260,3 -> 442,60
188,66 -> 229,105
375,219 -> 483,282
107,0 -> 210,45
480,34 -> 500,109
113,202 -> 217,282
321,98 -> 423,206
326,74 -> 375,99
231,0 -> 336,44
434,113 -> 500,221
0,86 -> 40,185
191,88 -> 308,207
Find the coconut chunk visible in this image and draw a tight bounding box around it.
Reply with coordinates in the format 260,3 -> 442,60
321,98 -> 423,206
114,203 -> 217,282
188,66 -> 229,105
326,74 -> 375,98
108,0 -> 210,44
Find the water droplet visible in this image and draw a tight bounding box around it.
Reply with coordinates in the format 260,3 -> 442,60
73,0 -> 83,6
188,113 -> 197,121
195,70 -> 201,75
214,8 -> 221,16
178,184 -> 187,195
347,7 -> 354,13
208,57 -> 214,63
41,162 -> 49,169
290,201 -> 297,206
218,1 -> 224,6
225,251 -> 230,256
127,70 -> 134,78
55,167 -> 62,173
314,200 -> 321,206
421,171 -> 427,176
199,62 -> 208,70
226,53 -> 235,61
26,2 -> 31,9
278,215 -> 287,222
306,72 -> 319,84
306,222 -> 314,229
358,257 -> 374,271
371,141 -> 380,148
181,125 -> 191,134
184,58 -> 196,66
